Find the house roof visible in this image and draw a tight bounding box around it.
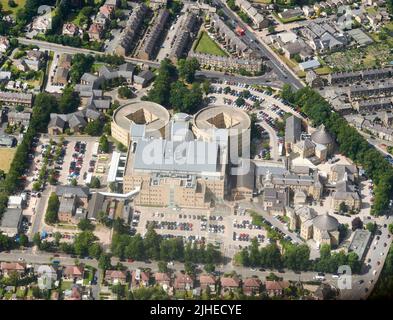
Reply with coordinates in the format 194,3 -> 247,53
56,186 -> 89,198
154,272 -> 170,282
220,276 -> 240,287
265,280 -> 289,290
0,262 -> 26,271
105,270 -> 127,279
199,274 -> 216,285
243,277 -> 261,287
63,265 -> 84,276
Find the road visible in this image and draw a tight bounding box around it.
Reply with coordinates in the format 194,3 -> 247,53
211,0 -> 305,90
339,216 -> 393,300
258,120 -> 280,160
0,250 -> 337,287
17,37 -> 285,88
29,187 -> 53,240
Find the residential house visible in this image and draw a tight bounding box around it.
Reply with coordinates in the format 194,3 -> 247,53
131,269 -> 151,288
199,274 -> 216,293
0,36 -> 10,53
265,280 -> 290,297
62,23 -> 79,36
154,272 -> 171,288
0,262 -> 26,276
53,67 -> 69,86
99,4 -> 115,19
173,273 -> 194,291
7,111 -> 31,126
138,9 -> 169,60
220,276 -> 240,295
105,270 -> 127,284
63,265 -> 84,281
305,70 -> 325,88
115,3 -> 148,56
0,91 -> 33,106
133,70 -> 155,89
88,23 -> 104,41
242,277 -> 262,296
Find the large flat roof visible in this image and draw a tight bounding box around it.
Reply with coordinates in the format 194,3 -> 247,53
0,208 -> 23,228
132,139 -> 219,174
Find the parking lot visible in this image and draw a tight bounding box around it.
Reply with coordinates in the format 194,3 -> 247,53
56,137 -> 110,187
134,205 -> 270,258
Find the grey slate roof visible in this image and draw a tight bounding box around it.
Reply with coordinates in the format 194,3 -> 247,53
55,186 -> 89,198
285,115 -> 302,144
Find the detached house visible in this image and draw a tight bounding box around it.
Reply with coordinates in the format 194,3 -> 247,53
199,274 -> 216,293
265,280 -> 290,297
0,262 -> 26,276
105,270 -> 127,284
154,272 -> 171,288
63,265 -> 84,281
131,269 -> 151,288
88,23 -> 104,41
220,276 -> 240,295
173,273 -> 194,291
243,277 -> 262,296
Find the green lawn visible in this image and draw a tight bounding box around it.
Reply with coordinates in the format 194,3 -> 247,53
1,0 -> 26,16
61,281 -> 73,291
194,32 -> 228,57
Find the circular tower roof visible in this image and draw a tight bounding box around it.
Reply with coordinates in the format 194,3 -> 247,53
313,212 -> 339,232
311,124 -> 333,145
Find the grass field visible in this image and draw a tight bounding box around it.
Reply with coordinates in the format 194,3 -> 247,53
0,148 -> 16,173
194,32 -> 228,57
1,0 -> 26,16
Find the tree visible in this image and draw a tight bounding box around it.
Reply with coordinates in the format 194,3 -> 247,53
69,54 -> 94,83
184,262 -> 196,276
351,217 -> 363,231
89,176 -> 101,189
118,86 -> 134,99
145,59 -> 177,107
202,80 -> 211,95
84,119 -> 102,136
54,232 -> 62,246
389,224 -> 393,235
70,178 -> 77,186
58,86 -> 80,114
339,202 -> 348,213
204,263 -> 215,274
268,25 -> 275,34
78,218 -> 95,231
19,234 -> 28,247
33,232 -> 41,247
158,261 -> 168,273
366,222 -> 377,234
178,58 -> 200,83
99,135 -> 110,153
45,193 -> 59,224
98,253 -> 112,270
73,231 -> 98,257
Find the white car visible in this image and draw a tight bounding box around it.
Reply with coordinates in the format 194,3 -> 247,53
373,270 -> 377,275
332,274 -> 340,279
